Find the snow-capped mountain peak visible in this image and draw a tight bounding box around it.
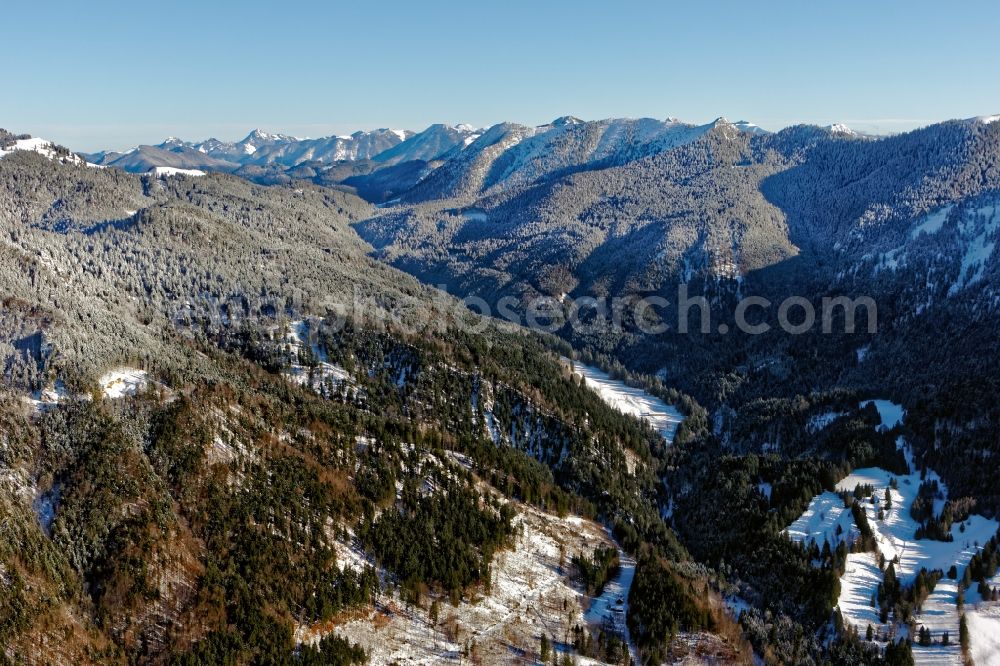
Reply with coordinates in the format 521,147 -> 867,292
550,115 -> 584,127
371,123 -> 482,165
244,128 -> 286,142
238,128 -> 299,148
733,119 -> 768,134
826,123 -> 858,136
706,117 -> 769,136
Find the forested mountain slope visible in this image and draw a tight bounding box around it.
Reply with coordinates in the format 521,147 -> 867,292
347,117 -> 1000,666
6,115 -> 1000,664
0,150 -> 753,664
351,119 -> 1000,509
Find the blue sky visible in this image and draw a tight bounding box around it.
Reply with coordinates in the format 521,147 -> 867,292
4,0 -> 1000,151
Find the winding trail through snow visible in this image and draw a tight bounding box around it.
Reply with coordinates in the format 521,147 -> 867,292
564,358 -> 677,663
583,531 -> 640,665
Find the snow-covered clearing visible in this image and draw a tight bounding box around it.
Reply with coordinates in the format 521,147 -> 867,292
22,368 -> 161,412
966,602 -> 1000,666
98,368 -> 149,398
788,400 -> 1000,665
910,206 -> 953,240
567,359 -> 683,444
859,399 -> 905,430
22,381 -> 74,413
837,552 -> 883,630
785,491 -> 857,547
149,166 -> 206,177
910,577 -> 964,665
0,136 -> 89,165
808,410 -> 844,433
946,202 -> 998,295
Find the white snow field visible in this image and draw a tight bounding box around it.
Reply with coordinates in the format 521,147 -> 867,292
98,368 -> 149,398
22,381 -> 74,413
789,400 -> 1000,665
0,136 -> 90,165
23,369 -> 164,412
910,206 -> 953,240
948,202 -> 999,295
966,600 -> 1000,666
785,491 -> 857,547
149,166 -> 206,177
860,399 -> 905,430
567,360 -> 684,443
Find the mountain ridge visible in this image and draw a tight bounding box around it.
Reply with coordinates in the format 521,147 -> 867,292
77,115 -> 881,180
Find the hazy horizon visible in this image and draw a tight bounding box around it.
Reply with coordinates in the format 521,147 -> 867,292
17,113 -> 1000,155
4,0 -> 1000,152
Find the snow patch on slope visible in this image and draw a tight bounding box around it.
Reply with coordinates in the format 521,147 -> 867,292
948,203 -> 999,295
966,603 -> 1000,666
828,123 -> 858,136
306,500 -> 624,664
808,410 -> 844,433
150,166 -> 206,177
567,360 -> 683,443
32,484 -> 60,536
22,381 -> 74,413
786,492 -> 856,547
583,529 -> 640,665
790,401 -> 1000,664
910,206 -> 953,239
280,320 -> 353,392
0,136 -> 90,165
859,399 -> 905,430
99,368 -> 148,398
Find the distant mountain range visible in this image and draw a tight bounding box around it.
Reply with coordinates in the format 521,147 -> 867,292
83,124 -> 480,173
80,116 -> 866,200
